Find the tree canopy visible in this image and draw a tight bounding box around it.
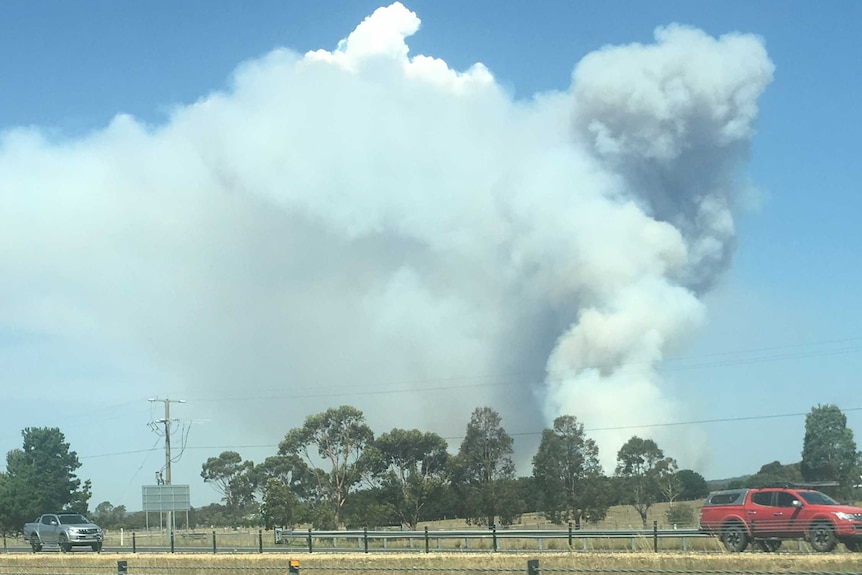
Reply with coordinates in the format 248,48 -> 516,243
201,451 -> 255,507
745,460 -> 803,488
801,404 -> 861,496
278,405 -> 374,527
0,427 -> 91,534
453,407 -> 524,526
614,435 -> 675,528
370,428 -> 450,529
532,415 -> 609,526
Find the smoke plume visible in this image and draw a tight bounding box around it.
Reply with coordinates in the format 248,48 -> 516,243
0,3 -> 773,473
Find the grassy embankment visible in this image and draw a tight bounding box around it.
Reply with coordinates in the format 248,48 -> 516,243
2,551 -> 862,575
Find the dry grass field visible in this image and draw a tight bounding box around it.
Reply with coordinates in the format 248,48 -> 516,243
422,500 -> 705,530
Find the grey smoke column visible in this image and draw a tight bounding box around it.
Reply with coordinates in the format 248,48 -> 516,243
545,25 -> 773,467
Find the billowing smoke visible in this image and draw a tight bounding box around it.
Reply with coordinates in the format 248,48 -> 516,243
0,3 -> 772,474
545,25 -> 773,467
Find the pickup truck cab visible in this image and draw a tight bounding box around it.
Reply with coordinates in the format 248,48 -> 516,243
699,488 -> 862,552
23,513 -> 103,552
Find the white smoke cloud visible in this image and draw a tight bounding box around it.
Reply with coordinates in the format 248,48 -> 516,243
0,3 -> 773,474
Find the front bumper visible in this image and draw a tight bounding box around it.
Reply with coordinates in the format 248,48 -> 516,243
67,532 -> 103,545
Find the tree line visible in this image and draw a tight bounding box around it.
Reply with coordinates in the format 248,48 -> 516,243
0,403 -> 859,534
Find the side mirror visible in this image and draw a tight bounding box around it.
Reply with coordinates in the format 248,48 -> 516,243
51,520 -> 59,525
792,499 -> 802,508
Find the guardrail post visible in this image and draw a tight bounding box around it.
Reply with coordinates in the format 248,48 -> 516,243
307,528 -> 313,554
491,524 -> 497,552
259,529 -> 264,553
424,526 -> 429,554
568,523 -> 572,548
212,531 -> 217,554
527,559 -> 539,575
653,521 -> 658,553
170,530 -> 175,553
132,532 -> 136,553
363,527 -> 368,554
2,533 -> 6,551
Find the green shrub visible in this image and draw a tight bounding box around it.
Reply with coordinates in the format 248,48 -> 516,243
665,504 -> 694,527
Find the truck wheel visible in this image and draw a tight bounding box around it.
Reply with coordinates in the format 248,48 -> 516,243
722,523 -> 749,552
30,535 -> 42,553
58,533 -> 72,553
809,521 -> 837,552
92,542 -> 102,552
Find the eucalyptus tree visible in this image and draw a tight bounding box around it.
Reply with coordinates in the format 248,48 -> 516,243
278,405 -> 374,527
369,428 -> 450,528
256,453 -> 331,528
200,451 -> 256,507
614,435 -> 676,528
532,415 -> 609,526
260,477 -> 303,529
452,406 -> 524,526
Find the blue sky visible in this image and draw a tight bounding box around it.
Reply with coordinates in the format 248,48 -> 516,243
1,1 -> 861,512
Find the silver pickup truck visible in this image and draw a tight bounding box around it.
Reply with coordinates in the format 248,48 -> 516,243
23,513 -> 103,552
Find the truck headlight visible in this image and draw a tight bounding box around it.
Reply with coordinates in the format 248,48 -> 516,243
835,512 -> 853,520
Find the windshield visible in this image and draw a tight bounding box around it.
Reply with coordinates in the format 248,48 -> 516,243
58,514 -> 89,525
798,491 -> 839,505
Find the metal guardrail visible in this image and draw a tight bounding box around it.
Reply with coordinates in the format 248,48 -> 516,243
0,525 -> 719,555
274,525 -> 711,553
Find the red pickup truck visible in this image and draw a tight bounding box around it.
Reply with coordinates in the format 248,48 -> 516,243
699,487 -> 862,552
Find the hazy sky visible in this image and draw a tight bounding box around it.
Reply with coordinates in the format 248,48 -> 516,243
2,1 -> 861,511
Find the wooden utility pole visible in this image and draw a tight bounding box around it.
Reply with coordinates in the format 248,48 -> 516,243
149,398 -> 185,543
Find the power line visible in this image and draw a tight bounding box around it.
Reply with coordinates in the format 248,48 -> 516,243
513,407 -> 862,437
177,336 -> 862,405
78,406 -> 862,459
80,447 -> 161,459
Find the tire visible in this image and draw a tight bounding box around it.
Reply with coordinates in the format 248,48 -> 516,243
809,521 -> 837,553
92,542 -> 102,552
30,535 -> 42,553
757,539 -> 782,552
722,523 -> 749,552
844,540 -> 862,552
58,533 -> 72,553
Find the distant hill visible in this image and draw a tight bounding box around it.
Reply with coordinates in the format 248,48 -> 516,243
706,475 -> 750,490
